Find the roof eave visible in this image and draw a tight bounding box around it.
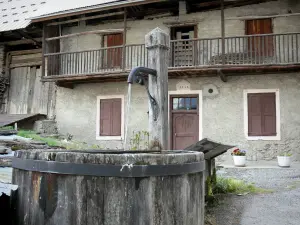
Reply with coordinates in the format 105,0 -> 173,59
30,0 -> 163,23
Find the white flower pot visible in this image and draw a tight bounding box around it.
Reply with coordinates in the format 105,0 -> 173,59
277,156 -> 291,167
233,156 -> 246,167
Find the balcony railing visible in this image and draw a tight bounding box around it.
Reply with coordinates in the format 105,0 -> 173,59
44,32 -> 300,76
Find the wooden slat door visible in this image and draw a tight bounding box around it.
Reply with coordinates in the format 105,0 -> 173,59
170,96 -> 199,150
246,19 -> 273,57
106,33 -> 123,68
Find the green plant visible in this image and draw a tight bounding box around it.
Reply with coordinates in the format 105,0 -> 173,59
213,177 -> 272,195
0,126 -> 15,130
279,152 -> 292,157
129,130 -> 149,150
17,130 -> 60,147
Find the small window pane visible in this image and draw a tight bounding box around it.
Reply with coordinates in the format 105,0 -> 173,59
191,98 -> 197,109
172,98 -> 179,110
178,98 -> 185,109
185,98 -> 191,110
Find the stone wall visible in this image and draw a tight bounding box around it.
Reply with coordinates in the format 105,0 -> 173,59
56,73 -> 300,161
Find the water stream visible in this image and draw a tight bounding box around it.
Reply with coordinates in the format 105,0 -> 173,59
123,83 -> 132,150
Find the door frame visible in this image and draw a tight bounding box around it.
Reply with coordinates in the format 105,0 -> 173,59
168,90 -> 203,149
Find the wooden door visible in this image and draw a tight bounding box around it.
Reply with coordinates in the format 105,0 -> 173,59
171,26 -> 197,67
106,33 -> 123,68
170,96 -> 199,150
246,19 -> 273,57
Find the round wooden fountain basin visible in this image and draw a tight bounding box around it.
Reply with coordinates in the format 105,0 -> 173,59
12,150 -> 205,225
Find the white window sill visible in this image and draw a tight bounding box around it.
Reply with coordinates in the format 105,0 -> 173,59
246,136 -> 281,141
96,136 -> 123,141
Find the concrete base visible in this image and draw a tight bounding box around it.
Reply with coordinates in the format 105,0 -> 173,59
33,120 -> 58,135
217,159 -> 300,169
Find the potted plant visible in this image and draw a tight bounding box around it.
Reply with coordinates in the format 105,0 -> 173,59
231,148 -> 247,167
277,152 -> 292,167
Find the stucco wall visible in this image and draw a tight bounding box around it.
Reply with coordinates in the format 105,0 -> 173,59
56,73 -> 300,161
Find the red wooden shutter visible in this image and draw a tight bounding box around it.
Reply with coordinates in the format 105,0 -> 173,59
106,33 -> 123,68
246,19 -> 273,57
261,93 -> 276,136
100,98 -> 121,136
248,93 -> 276,136
248,94 -> 262,136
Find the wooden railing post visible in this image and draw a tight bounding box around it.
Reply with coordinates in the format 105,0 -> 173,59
145,28 -> 170,150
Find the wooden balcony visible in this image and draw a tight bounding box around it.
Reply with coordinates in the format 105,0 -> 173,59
43,32 -> 300,86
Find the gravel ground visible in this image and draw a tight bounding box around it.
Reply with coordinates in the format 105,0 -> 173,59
210,168 -> 300,225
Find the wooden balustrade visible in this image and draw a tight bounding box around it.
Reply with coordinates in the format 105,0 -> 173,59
44,32 -> 300,76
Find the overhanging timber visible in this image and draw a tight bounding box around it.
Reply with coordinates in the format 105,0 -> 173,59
42,64 -> 300,88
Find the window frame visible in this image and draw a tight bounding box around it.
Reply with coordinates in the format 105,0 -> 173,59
244,89 -> 280,141
96,95 -> 124,141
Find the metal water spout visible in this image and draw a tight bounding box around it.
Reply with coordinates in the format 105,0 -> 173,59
127,67 -> 159,121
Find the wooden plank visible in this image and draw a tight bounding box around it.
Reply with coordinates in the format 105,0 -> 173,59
26,67 -> 37,114
226,12 -> 300,20
46,29 -> 124,41
48,11 -> 125,26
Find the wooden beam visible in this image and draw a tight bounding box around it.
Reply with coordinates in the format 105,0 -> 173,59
221,0 -> 225,65
47,11 -> 125,26
1,38 -> 42,46
42,24 -> 46,78
45,29 -> 124,41
13,30 -> 42,48
226,12 -> 300,20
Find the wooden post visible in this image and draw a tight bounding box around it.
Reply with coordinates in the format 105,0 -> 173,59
145,28 -> 170,150
221,0 -> 225,65
42,24 -> 46,77
122,8 -> 127,71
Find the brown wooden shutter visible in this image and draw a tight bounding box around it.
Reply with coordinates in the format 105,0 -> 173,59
100,98 -> 122,136
261,93 -> 276,136
106,33 -> 123,68
246,19 -> 273,57
248,94 -> 262,136
248,93 -> 276,136
111,99 -> 122,136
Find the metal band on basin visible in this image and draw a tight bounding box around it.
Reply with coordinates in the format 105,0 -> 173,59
12,158 -> 205,177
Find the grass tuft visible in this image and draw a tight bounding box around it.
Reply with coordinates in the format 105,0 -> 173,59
17,130 -> 60,147
214,177 -> 273,195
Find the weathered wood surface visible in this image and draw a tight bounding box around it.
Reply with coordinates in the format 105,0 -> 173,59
13,150 -> 205,225
7,66 -> 56,117
145,28 -> 170,150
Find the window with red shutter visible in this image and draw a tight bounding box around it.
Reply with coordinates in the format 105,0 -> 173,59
99,98 -> 122,136
247,93 -> 276,136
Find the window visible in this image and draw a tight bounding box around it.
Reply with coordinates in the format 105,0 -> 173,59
244,89 -> 280,140
96,95 -> 124,140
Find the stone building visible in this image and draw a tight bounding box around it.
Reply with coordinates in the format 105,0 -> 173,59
4,0 -> 300,161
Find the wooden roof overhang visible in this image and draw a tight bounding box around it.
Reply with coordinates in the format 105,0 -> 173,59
42,64 -> 300,88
